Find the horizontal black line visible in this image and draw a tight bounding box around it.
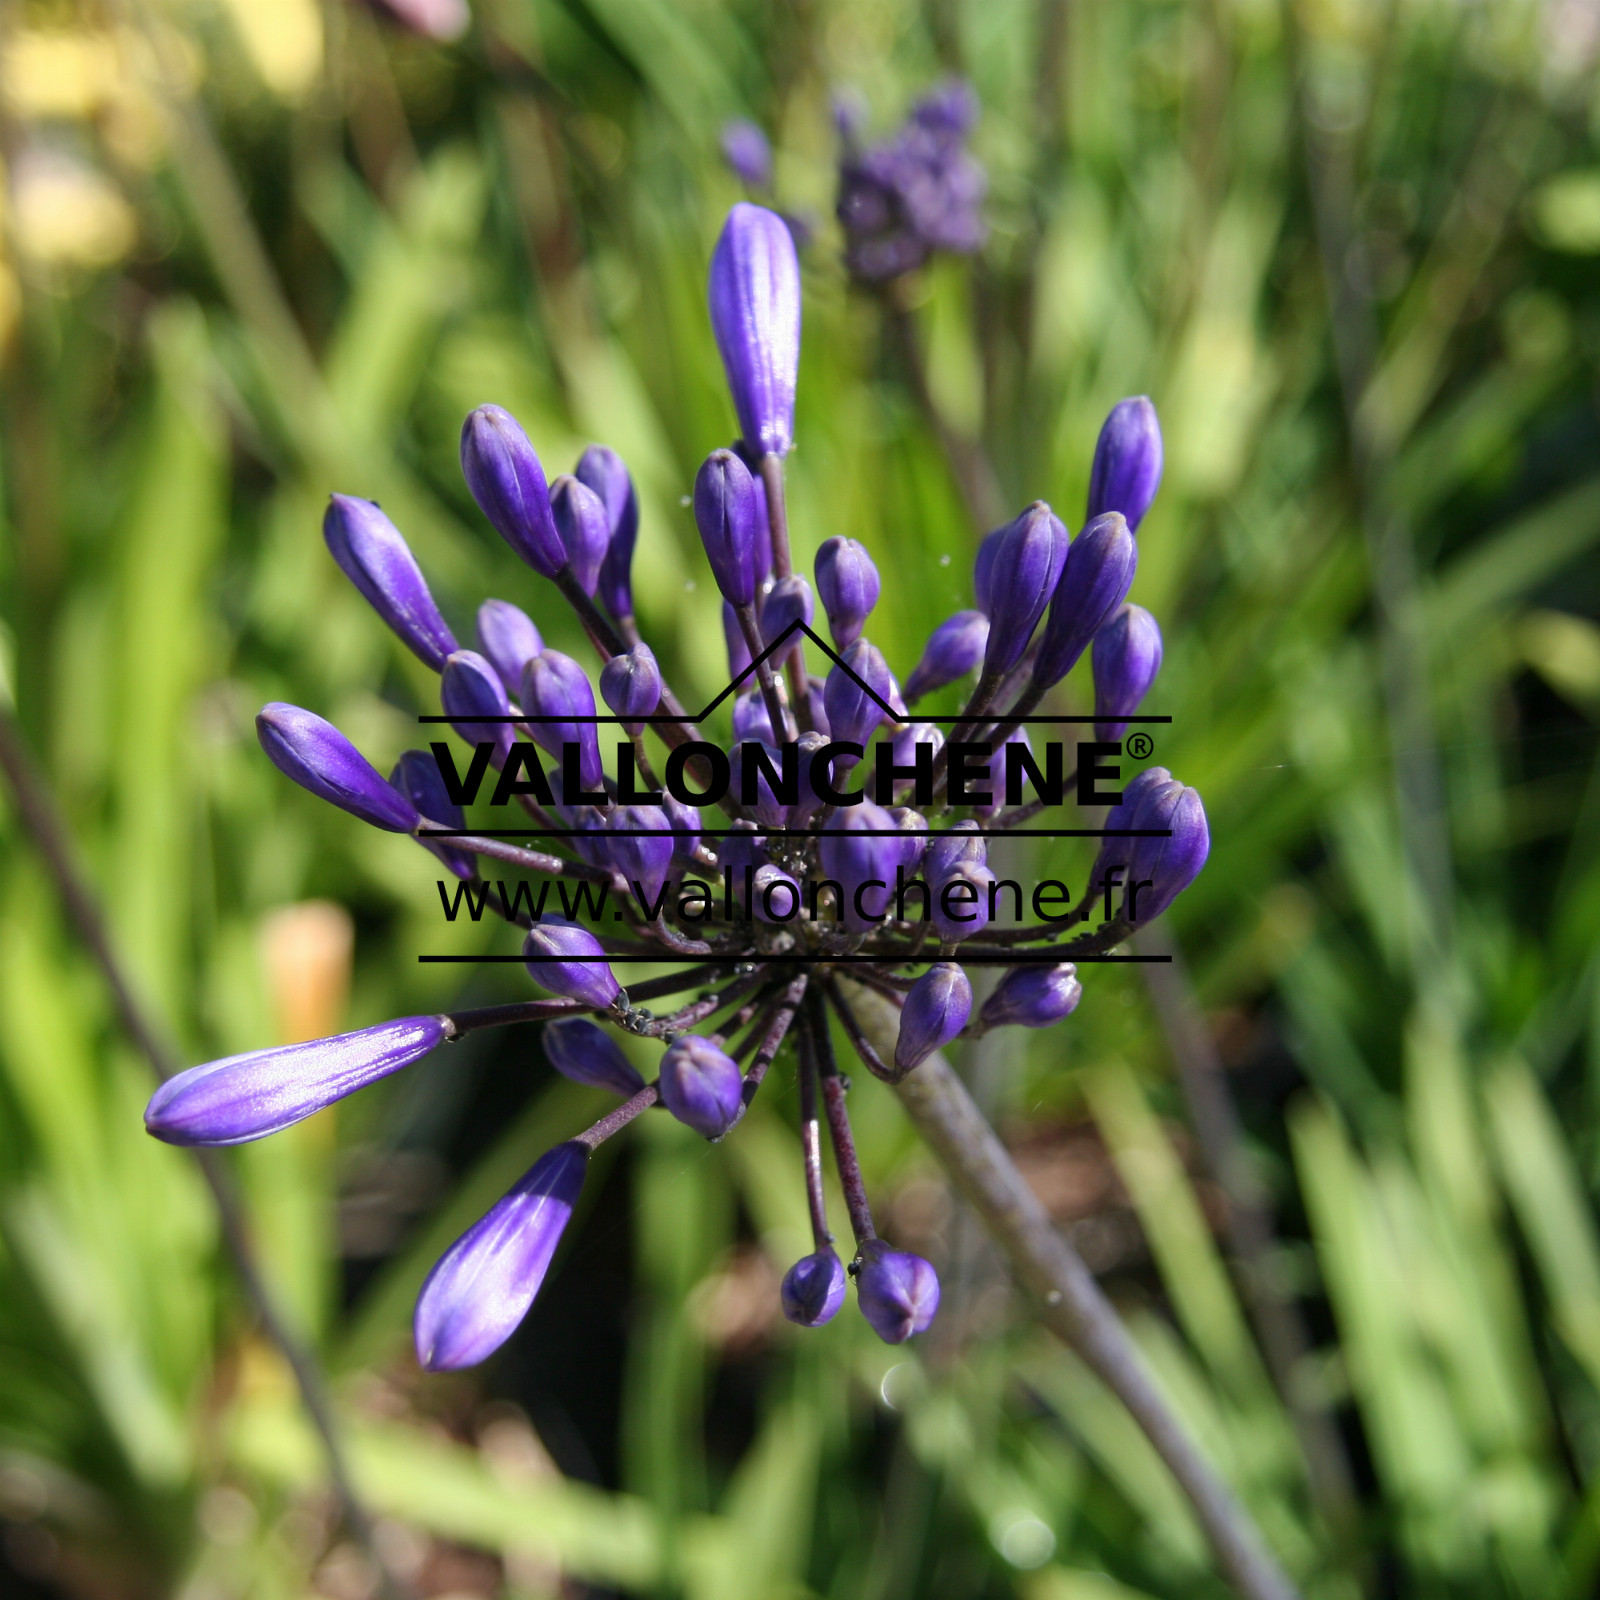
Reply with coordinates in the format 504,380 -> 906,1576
418,952 -> 1168,965
421,828 -> 1171,839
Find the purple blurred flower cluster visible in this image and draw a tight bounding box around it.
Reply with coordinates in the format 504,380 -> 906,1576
143,198 -> 1205,1373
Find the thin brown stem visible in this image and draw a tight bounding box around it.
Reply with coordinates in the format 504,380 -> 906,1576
574,1082 -> 659,1150
735,602 -> 796,743
808,992 -> 876,1244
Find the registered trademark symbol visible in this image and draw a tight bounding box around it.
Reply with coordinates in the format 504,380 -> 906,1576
1127,732 -> 1155,760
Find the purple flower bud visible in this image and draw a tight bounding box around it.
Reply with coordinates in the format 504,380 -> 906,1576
781,1248 -> 847,1326
926,819 -> 985,881
760,574 -> 814,647
664,794 -> 702,864
714,823 -> 765,879
875,721 -> 943,802
895,964 -> 972,1073
855,1239 -> 940,1343
441,650 -> 515,767
886,805 -> 929,876
752,860 -> 803,923
1126,784 -> 1208,922
461,404 -> 566,578
145,1016 -> 447,1146
983,503 -> 1070,676
523,918 -> 621,1010
721,119 -> 773,188
729,742 -> 794,829
724,600 -> 754,681
695,450 -> 764,608
257,704 -> 418,833
521,651 -> 605,793
1033,512 -> 1138,691
323,495 -> 458,671
972,727 -> 1031,819
981,963 -> 1082,1030
392,750 -> 475,879
931,860 -> 993,943
709,203 -> 801,458
904,611 -> 989,701
1088,766 -> 1173,901
823,639 -> 897,748
1087,396 -> 1163,534
814,537 -> 881,648
818,802 -> 899,933
549,475 -> 610,597
576,444 -> 641,622
476,599 -> 543,699
973,525 -> 1005,615
414,1141 -> 587,1371
606,805 -> 674,905
542,1017 -> 646,1097
1092,604 -> 1163,742
600,644 -> 662,734
658,1034 -> 744,1139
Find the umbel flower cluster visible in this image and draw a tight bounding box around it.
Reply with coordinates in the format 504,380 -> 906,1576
144,201 -> 1207,1368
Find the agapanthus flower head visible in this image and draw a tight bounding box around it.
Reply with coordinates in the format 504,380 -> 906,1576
709,203 -> 800,458
836,80 -> 987,283
983,502 -> 1070,676
721,119 -> 773,189
904,610 -> 989,701
475,599 -> 543,699
392,750 -> 474,880
1087,396 -> 1163,534
542,1017 -> 646,1098
523,918 -> 620,1010
441,650 -> 515,767
600,643 -> 662,733
895,964 -> 973,1073
658,1034 -> 744,1139
1033,512 -> 1138,691
695,449 -> 765,608
461,404 -> 566,578
981,963 -> 1083,1030
815,537 -> 881,648
256,704 -> 418,833
549,474 -> 610,598
781,1248 -> 848,1326
146,1016 -> 448,1147
855,1239 -> 940,1343
1092,603 -> 1164,743
574,444 -> 641,624
323,495 -> 458,670
414,1141 -> 587,1371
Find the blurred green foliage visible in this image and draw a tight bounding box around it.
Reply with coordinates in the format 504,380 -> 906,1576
4,0 -> 1600,1597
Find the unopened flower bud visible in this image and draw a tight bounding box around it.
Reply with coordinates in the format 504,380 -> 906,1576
323,495 -> 458,671
1087,396 -> 1163,534
441,650 -> 515,766
818,802 -> 899,933
931,859 -> 994,943
721,119 -> 773,189
392,750 -> 475,879
973,524 -> 1006,615
815,537 -> 880,648
709,203 -> 800,458
823,639 -> 896,748
413,1142 -> 588,1371
522,918 -> 620,1009
575,444 -> 640,622
549,474 -> 610,597
855,1239 -> 940,1343
522,651 -> 605,794
664,794 -> 702,864
605,805 -> 675,904
257,704 -> 418,833
542,1017 -> 646,1097
761,574 -> 814,647
658,1034 -> 744,1139
983,502 -> 1070,675
980,963 -> 1082,1030
781,1248 -> 847,1326
1092,604 -> 1163,742
475,599 -> 543,699
600,644 -> 662,734
145,1016 -> 447,1146
1126,784 -> 1208,923
461,405 -> 566,577
694,449 -> 764,608
895,964 -> 972,1073
904,610 -> 989,701
1033,512 -> 1138,690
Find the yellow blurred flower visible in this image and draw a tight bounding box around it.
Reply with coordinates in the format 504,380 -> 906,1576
8,149 -> 137,269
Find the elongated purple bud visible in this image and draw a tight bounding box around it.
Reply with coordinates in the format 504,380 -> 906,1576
257,704 -> 418,832
600,644 -> 662,734
1087,396 -> 1163,534
658,1034 -> 744,1139
817,802 -> 899,933
895,964 -> 972,1073
722,119 -> 773,188
414,1141 -> 587,1371
971,727 -> 1030,819
1092,604 -> 1163,742
461,405 -> 566,577
695,450 -> 764,608
983,503 -> 1070,675
664,794 -> 701,864
814,537 -> 880,648
441,650 -> 515,767
542,1017 -> 645,1097
145,1016 -> 447,1146
476,599 -> 543,699
760,574 -> 814,647
781,1248 -> 847,1327
1033,512 -> 1137,690
925,819 -> 985,883
392,750 -> 474,880
752,860 -> 803,923
606,805 -> 674,904
855,1239 -> 940,1343
523,918 -> 620,1010
886,805 -> 929,878
724,600 -> 753,681
981,963 -> 1082,1030
323,495 -> 458,671
931,860 -> 993,944
973,525 -> 1006,615
576,444 -> 640,622
1087,766 -> 1173,900
550,474 -> 609,597
708,203 -> 800,458
823,639 -> 896,748
728,741 -> 794,829
904,611 -> 988,701
1126,784 -> 1208,922
522,651 -> 604,793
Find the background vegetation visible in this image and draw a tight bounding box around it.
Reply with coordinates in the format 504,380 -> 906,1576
4,0 -> 1600,1595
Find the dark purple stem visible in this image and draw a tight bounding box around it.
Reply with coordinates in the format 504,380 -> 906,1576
797,1022 -> 833,1250
808,991 -> 876,1244
574,1082 -> 660,1150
